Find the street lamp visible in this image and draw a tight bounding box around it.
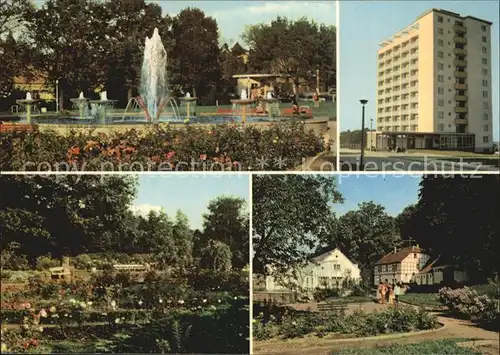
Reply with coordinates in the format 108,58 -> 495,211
55,79 -> 59,114
370,118 -> 374,150
359,99 -> 368,170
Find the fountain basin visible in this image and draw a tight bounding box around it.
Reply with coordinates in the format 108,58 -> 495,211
230,99 -> 257,105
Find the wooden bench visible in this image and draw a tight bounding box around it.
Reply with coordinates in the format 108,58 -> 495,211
317,302 -> 348,313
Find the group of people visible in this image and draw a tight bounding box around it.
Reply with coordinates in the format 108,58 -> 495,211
377,280 -> 405,305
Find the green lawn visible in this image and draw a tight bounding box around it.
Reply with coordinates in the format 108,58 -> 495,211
326,296 -> 373,303
399,293 -> 441,307
330,339 -> 481,355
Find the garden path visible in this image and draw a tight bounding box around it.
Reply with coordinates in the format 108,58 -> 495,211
253,302 -> 499,355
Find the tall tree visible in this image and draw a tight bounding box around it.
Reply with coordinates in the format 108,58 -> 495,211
170,7 -> 221,98
0,175 -> 138,260
198,196 -> 249,269
103,0 -> 170,105
0,0 -> 34,98
252,175 -> 343,275
318,202 -> 400,283
243,17 -> 336,98
25,0 -> 110,109
410,175 -> 500,282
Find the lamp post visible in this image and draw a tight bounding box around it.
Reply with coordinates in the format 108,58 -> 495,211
359,99 -> 368,170
370,118 -> 374,150
55,79 -> 59,114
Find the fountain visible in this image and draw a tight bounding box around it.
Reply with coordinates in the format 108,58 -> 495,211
259,91 -> 280,121
89,91 -> 117,124
16,92 -> 39,124
178,92 -> 197,119
230,89 -> 257,124
70,92 -> 89,120
140,27 -> 168,122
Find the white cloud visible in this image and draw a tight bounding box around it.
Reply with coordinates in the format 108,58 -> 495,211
130,203 -> 165,217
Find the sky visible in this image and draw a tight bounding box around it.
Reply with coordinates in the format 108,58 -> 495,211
151,0 -> 336,44
130,174 -> 249,230
333,174 -> 422,216
339,1 -> 499,142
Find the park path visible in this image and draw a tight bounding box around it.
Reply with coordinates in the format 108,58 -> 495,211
253,302 -> 500,355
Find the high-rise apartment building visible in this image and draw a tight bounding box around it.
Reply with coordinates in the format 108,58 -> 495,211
369,9 -> 493,152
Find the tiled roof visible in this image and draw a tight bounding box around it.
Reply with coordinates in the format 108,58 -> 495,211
375,247 -> 423,265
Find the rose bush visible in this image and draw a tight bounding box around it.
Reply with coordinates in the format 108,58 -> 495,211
438,286 -> 499,326
1,122 -> 324,171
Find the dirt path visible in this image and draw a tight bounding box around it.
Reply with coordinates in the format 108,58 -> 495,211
253,302 -> 499,355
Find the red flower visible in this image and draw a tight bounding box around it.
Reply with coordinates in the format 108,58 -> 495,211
30,339 -> 39,347
165,151 -> 176,160
200,154 -> 207,161
23,342 -> 29,349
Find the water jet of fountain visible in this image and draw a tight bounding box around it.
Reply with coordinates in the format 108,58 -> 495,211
140,28 -> 168,121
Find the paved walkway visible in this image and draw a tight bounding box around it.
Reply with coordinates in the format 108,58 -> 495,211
253,302 -> 499,355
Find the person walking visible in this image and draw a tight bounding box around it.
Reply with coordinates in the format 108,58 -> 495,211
379,282 -> 387,304
388,284 -> 395,305
394,283 -> 401,305
376,282 -> 383,303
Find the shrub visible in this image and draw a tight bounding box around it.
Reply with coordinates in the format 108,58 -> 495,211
438,287 -> 491,319
313,287 -> 340,302
1,122 -> 324,171
253,305 -> 438,340
438,286 -> 499,328
35,254 -> 60,271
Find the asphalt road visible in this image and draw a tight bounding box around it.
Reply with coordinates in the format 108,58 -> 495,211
339,155 -> 499,172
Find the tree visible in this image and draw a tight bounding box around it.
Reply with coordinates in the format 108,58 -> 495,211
219,42 -> 247,91
197,196 -> 249,269
170,7 -> 221,98
395,204 -> 419,240
0,175 -> 138,260
252,175 -> 343,276
0,0 -> 32,38
243,17 -> 336,98
25,0 -> 110,109
0,0 -> 34,98
409,175 -> 500,282
199,240 -> 232,273
103,0 -> 170,105
318,201 -> 400,283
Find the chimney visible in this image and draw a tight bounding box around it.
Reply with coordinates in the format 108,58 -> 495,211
393,246 -> 397,254
416,244 -> 419,249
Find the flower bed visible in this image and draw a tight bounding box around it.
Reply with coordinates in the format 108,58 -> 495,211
438,286 -> 499,329
253,304 -> 439,341
0,122 -> 324,171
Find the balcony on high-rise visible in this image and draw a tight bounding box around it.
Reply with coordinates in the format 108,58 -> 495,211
454,83 -> 467,90
454,36 -> 467,44
455,106 -> 468,113
453,47 -> 467,56
455,94 -> 467,102
454,24 -> 466,33
454,59 -> 467,67
454,71 -> 467,79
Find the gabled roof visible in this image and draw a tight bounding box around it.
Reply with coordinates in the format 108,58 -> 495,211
375,246 -> 424,265
311,248 -> 359,267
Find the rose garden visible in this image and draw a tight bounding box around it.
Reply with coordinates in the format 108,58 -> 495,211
0,175 -> 250,353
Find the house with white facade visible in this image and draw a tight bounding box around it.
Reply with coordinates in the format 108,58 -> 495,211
265,248 -> 361,292
412,257 -> 468,286
373,246 -> 431,285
